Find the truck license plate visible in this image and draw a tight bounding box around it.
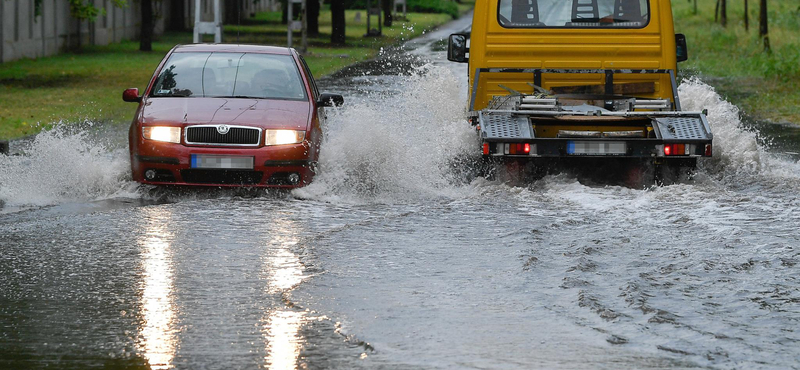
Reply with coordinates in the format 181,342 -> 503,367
567,141 -> 627,155
191,154 -> 254,169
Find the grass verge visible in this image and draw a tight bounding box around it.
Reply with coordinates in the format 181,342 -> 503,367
673,1 -> 800,124
0,6 -> 470,140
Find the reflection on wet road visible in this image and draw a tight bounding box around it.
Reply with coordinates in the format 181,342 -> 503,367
139,208 -> 177,370
262,217 -> 306,369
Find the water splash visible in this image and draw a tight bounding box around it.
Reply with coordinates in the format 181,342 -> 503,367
678,78 -> 800,186
294,65 -> 478,203
0,122 -> 137,210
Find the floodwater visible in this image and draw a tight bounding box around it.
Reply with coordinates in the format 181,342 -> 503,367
2,16 -> 800,370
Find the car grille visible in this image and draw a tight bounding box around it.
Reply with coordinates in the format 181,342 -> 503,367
180,170 -> 264,185
185,126 -> 261,146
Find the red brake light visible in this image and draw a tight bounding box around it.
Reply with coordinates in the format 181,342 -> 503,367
482,143 -> 490,155
705,144 -> 712,156
664,144 -> 688,156
523,143 -> 531,154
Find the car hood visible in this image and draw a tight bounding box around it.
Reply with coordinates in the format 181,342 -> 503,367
140,97 -> 310,130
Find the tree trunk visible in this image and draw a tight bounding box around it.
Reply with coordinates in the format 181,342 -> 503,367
282,0 -> 288,24
715,0 -> 720,21
694,0 -> 697,15
744,0 -> 749,31
760,0 -> 770,52
720,0 -> 727,26
170,0 -> 186,31
76,18 -> 82,50
224,0 -> 242,25
331,0 -> 346,45
307,0 -> 320,37
382,0 -> 393,27
140,0 -> 153,51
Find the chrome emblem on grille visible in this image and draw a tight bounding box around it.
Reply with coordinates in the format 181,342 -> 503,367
217,125 -> 230,135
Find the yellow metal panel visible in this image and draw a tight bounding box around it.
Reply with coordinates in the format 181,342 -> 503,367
468,0 -> 677,111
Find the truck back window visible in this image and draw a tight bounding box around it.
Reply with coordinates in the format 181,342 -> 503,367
498,0 -> 650,28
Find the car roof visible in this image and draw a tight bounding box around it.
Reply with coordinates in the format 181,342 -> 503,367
171,44 -> 295,55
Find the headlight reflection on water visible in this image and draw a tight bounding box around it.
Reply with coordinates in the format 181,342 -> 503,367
265,309 -> 307,370
138,208 -> 177,370
262,219 -> 308,370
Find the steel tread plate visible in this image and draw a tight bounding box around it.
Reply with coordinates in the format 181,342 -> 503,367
654,116 -> 710,140
480,112 -> 534,140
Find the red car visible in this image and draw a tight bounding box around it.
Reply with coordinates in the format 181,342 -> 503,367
124,44 -> 343,188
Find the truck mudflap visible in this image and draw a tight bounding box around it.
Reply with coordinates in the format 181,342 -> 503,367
478,110 -> 713,159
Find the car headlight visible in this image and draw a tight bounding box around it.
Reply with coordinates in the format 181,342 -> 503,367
143,126 -> 181,143
265,130 -> 305,146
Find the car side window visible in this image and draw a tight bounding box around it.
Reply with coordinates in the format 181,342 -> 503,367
298,56 -> 319,100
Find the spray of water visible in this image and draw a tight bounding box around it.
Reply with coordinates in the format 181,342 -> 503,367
1,70 -> 796,211
678,78 -> 800,186
0,122 -> 137,209
293,65 -> 478,203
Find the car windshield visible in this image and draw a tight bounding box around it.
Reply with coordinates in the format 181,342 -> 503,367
498,0 -> 649,28
150,52 -> 307,100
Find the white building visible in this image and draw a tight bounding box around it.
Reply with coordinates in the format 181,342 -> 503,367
0,0 -> 279,63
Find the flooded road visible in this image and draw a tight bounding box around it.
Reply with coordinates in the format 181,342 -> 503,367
2,16 -> 800,370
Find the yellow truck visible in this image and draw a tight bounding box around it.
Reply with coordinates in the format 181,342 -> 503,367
448,0 -> 712,181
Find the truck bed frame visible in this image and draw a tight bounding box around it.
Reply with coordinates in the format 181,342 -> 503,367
471,68 -> 713,160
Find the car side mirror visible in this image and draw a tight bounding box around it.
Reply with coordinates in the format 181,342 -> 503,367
676,34 -> 689,63
447,34 -> 469,63
318,93 -> 344,107
123,88 -> 142,103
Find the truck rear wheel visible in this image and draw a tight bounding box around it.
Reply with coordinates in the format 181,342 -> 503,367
653,158 -> 698,185
496,158 -> 547,185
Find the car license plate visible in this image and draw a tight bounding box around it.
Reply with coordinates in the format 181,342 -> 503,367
191,154 -> 254,169
567,141 -> 627,155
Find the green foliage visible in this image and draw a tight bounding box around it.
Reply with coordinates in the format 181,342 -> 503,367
34,0 -> 43,17
406,0 -> 459,18
673,0 -> 800,123
341,0 -> 459,18
68,0 -> 128,22
756,45 -> 800,78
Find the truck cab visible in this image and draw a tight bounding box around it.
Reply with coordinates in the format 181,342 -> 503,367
449,0 -> 711,181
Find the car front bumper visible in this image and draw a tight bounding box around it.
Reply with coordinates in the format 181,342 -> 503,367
131,140 -> 315,188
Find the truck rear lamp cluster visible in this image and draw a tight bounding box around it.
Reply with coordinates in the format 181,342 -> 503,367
504,143 -> 530,155
663,143 -> 695,156
705,144 -> 713,157
490,143 -> 534,156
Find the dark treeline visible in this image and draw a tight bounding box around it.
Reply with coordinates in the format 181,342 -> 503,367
710,0 -> 770,52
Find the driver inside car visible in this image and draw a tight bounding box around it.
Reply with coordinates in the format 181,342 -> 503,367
250,69 -> 290,98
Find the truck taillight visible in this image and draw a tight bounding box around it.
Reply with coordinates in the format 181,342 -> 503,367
496,143 -> 536,156
507,143 -> 530,155
705,144 -> 712,157
482,143 -> 490,155
664,144 -> 687,156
